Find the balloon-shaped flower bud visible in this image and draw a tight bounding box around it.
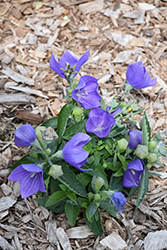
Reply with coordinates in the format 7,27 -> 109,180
123,159 -> 145,188
62,133 -> 92,172
126,61 -> 157,89
111,192 -> 127,213
148,141 -> 157,151
35,126 -> 46,148
8,164 -> 46,198
128,130 -> 142,150
86,108 -> 115,138
14,124 -> 36,147
94,177 -> 105,192
134,144 -> 149,159
72,106 -> 83,122
49,165 -> 63,179
72,75 -> 101,109
117,138 -> 128,151
147,153 -> 158,163
49,50 -> 89,80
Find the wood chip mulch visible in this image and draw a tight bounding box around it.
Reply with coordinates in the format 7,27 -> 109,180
0,0 -> 167,249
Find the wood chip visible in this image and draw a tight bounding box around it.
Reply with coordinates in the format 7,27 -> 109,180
0,235 -> 15,250
113,51 -> 132,63
0,197 -> 16,212
0,93 -> 36,104
144,230 -> 167,250
100,232 -> 127,249
2,67 -> 34,86
66,225 -> 94,239
79,0 -> 103,14
56,227 -> 72,250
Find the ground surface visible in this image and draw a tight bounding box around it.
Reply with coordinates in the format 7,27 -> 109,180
0,0 -> 167,249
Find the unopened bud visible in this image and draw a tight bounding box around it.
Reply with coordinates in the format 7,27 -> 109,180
147,153 -> 158,163
134,144 -> 148,159
72,106 -> 83,122
94,193 -> 101,202
88,192 -> 94,201
117,138 -> 128,151
49,165 -> 63,179
94,177 -> 105,192
148,141 -> 157,151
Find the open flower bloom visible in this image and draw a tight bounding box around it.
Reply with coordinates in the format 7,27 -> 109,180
72,75 -> 101,109
111,192 -> 127,213
49,50 -> 89,79
126,61 -> 157,89
86,108 -> 115,138
62,133 -> 92,172
128,130 -> 142,150
123,159 -> 145,188
15,124 -> 36,147
8,164 -> 46,198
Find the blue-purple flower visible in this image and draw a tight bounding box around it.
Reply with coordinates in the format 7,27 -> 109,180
8,164 -> 46,198
86,108 -> 115,138
49,50 -> 89,79
111,107 -> 122,117
111,192 -> 127,213
128,130 -> 142,150
123,159 -> 145,188
126,61 -> 157,89
72,75 -> 101,109
62,133 -> 92,172
15,124 -> 36,147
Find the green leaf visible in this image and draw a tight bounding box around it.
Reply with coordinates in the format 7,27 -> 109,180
137,167 -> 149,207
84,209 -> 103,236
57,102 -> 73,143
88,203 -> 98,218
112,167 -> 124,177
78,197 -> 88,208
100,96 -> 106,110
94,166 -> 108,189
58,165 -> 88,198
94,151 -> 101,167
108,125 -> 125,138
67,192 -> 77,202
77,173 -> 92,187
142,112 -> 151,146
63,120 -> 86,140
45,191 -> 67,207
148,171 -> 161,177
100,200 -> 116,217
118,154 -> 127,171
42,117 -> 58,129
65,202 -> 80,226
35,192 -> 48,207
159,144 -> 166,156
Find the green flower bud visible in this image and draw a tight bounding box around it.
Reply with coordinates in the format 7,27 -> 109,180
134,144 -> 149,159
117,138 -> 128,151
148,141 -> 157,151
94,177 -> 105,192
45,148 -> 51,155
146,163 -> 152,169
147,153 -> 158,163
35,126 -> 46,148
100,193 -> 107,201
48,165 -> 63,179
72,106 -> 83,122
94,193 -> 101,202
88,192 -> 94,201
68,89 -> 72,96
29,152 -> 38,159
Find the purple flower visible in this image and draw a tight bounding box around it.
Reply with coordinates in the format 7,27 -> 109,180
62,133 -> 92,172
111,107 -> 122,117
111,192 -> 127,213
128,130 -> 142,150
72,75 -> 101,109
126,61 -> 157,89
86,108 -> 115,138
15,124 -> 36,147
8,164 -> 46,198
49,50 -> 89,79
123,159 -> 145,188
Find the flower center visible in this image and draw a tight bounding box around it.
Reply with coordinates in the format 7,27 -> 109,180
30,172 -> 37,178
76,90 -> 87,102
94,124 -> 103,132
130,169 -> 135,175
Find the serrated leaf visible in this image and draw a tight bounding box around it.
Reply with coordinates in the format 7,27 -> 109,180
137,167 -> 149,207
88,203 -> 98,218
42,116 -> 58,129
118,154 -> 127,171
67,192 -> 77,202
100,200 -> 116,217
142,112 -> 151,146
58,165 -> 88,198
57,102 -> 73,143
63,120 -> 86,140
65,202 -> 80,226
45,191 -> 67,207
84,209 -> 103,236
77,173 -> 92,187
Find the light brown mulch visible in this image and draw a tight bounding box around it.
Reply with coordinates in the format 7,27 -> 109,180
0,0 -> 167,249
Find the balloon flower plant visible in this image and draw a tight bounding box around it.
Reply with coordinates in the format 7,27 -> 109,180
9,51 -> 166,235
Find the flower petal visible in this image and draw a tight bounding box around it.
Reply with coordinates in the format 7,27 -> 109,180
14,124 -> 36,147
75,50 -> 89,73
59,50 -> 78,69
128,130 -> 142,150
49,53 -> 65,78
8,165 -> 28,182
